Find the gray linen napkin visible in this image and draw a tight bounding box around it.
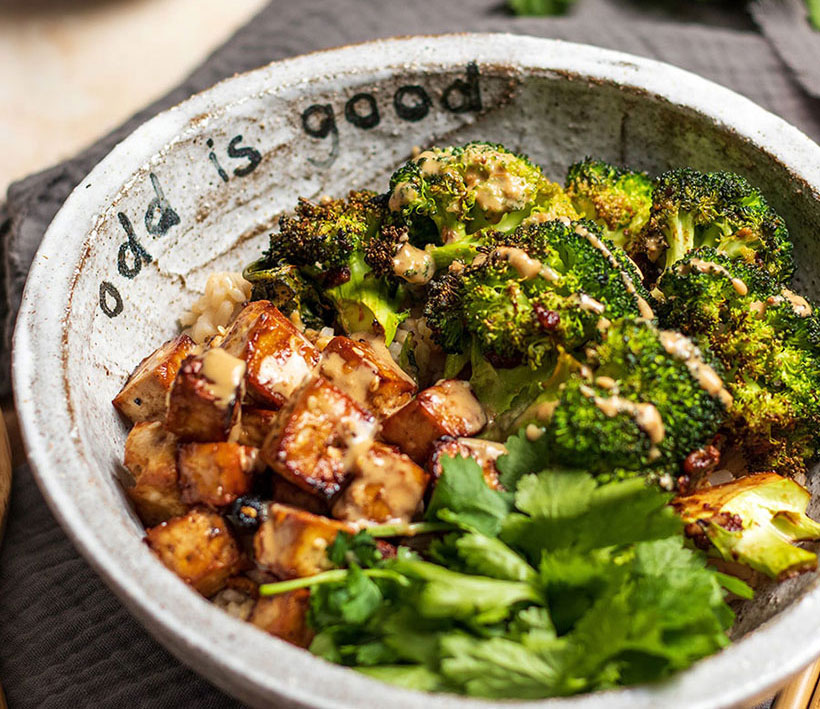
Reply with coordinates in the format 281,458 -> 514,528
751,0 -> 820,98
2,0 -> 819,706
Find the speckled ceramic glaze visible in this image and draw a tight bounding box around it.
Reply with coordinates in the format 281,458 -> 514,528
12,34 -> 820,708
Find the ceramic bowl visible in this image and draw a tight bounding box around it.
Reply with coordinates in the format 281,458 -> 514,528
13,34 -> 820,708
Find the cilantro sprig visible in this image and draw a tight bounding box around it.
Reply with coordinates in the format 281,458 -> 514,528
260,450 -> 750,698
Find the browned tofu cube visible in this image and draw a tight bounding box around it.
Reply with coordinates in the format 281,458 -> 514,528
237,406 -> 279,448
254,503 -> 352,579
249,590 -> 314,647
261,378 -> 377,500
272,475 -> 329,516
332,442 -> 429,524
123,421 -> 187,525
429,437 -> 507,491
146,509 -> 241,596
165,348 -> 245,442
113,334 -> 196,423
178,442 -> 261,507
220,301 -> 320,408
319,336 -> 416,418
380,379 -> 487,463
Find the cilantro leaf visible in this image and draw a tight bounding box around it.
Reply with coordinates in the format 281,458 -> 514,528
497,427 -> 552,490
357,665 -> 443,692
502,471 -> 681,559
327,530 -> 382,568
454,533 -> 537,583
393,557 -> 541,624
426,455 -> 513,537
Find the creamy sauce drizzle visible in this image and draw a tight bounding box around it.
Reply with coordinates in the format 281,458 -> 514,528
525,423 -> 544,441
678,258 -> 748,296
493,247 -> 561,282
201,348 -> 246,406
658,330 -> 733,408
426,380 -> 487,432
573,223 -> 654,319
580,385 -> 665,446
393,242 -> 436,284
781,288 -> 813,317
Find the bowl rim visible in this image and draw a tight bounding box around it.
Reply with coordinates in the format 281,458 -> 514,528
12,32 -> 820,709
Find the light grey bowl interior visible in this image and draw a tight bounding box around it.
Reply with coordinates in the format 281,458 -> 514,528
13,34 -> 820,708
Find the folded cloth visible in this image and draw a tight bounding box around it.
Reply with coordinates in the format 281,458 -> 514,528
2,0 -> 819,706
751,0 -> 820,99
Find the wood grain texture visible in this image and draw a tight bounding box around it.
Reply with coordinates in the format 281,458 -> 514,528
773,658 -> 820,709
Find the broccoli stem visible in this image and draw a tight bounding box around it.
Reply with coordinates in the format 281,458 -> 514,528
258,568 -> 409,596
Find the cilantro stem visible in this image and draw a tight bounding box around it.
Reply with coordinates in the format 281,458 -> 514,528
366,521 -> 452,537
258,568 -> 409,596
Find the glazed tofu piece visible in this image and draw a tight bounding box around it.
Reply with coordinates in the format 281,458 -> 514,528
380,379 -> 487,463
146,508 -> 241,597
178,442 -> 261,507
254,503 -> 351,579
219,301 -> 320,408
332,443 -> 429,524
319,335 -> 416,418
165,348 -> 245,442
249,590 -> 314,647
261,377 -> 377,501
237,406 -> 279,448
272,475 -> 329,516
123,421 -> 187,525
429,437 -> 507,491
113,334 -> 196,423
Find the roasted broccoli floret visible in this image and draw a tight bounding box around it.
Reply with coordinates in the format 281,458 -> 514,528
424,219 -> 654,369
657,247 -> 820,475
513,318 -> 731,481
565,158 -> 652,250
674,473 -> 820,580
242,259 -> 333,329
633,169 -> 793,283
388,142 -> 577,260
265,190 -> 408,343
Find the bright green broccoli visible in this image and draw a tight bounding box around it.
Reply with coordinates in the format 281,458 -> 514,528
423,219 -> 654,370
564,158 -> 653,251
387,142 -> 577,268
632,169 -> 794,283
510,318 -> 731,483
657,246 -> 820,475
263,190 -> 408,343
674,472 -> 820,581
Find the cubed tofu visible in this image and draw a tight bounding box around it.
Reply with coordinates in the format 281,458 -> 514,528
178,442 -> 261,507
319,336 -> 416,418
123,421 -> 187,525
272,475 -> 329,516
261,377 -> 377,501
165,349 -> 245,442
237,406 -> 279,448
249,590 -> 314,647
113,334 -> 196,423
254,503 -> 351,579
380,379 -> 487,462
146,508 -> 241,597
220,301 -> 320,408
429,437 -> 507,491
332,442 -> 429,524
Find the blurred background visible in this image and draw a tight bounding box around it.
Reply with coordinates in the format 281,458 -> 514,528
0,0 -> 266,194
